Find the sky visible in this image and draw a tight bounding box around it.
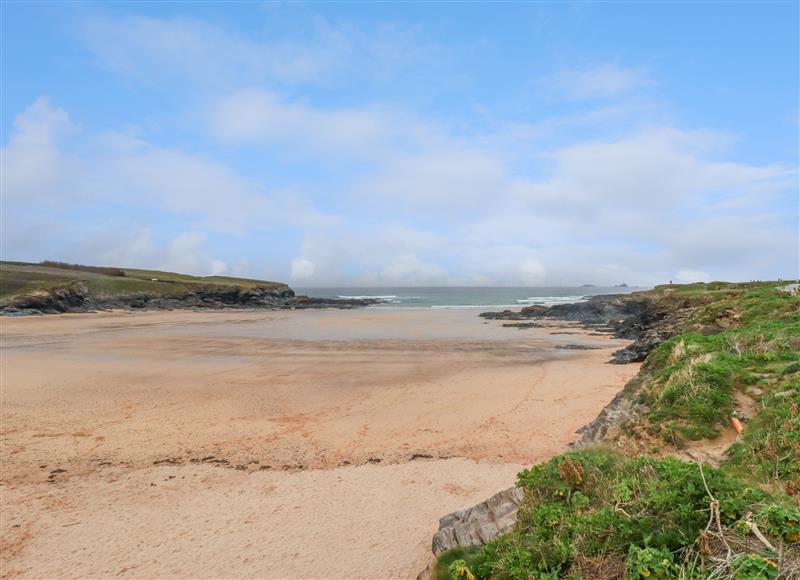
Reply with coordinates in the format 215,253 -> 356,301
2,1 -> 798,287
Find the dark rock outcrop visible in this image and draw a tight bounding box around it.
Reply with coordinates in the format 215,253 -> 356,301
480,309 -> 529,320
571,388 -> 645,446
9,283 -> 90,314
555,344 -> 602,350
1,283 -> 375,315
482,293 -> 691,364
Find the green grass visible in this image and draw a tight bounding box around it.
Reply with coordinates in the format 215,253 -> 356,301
633,286 -> 800,448
442,449 -> 798,579
0,261 -> 289,302
726,376 -> 800,491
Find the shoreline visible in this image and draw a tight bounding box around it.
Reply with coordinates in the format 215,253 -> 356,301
1,308 -> 639,578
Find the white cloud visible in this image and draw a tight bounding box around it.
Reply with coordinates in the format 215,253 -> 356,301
80,15 -> 347,86
78,10 -> 453,95
674,270 -> 712,284
12,225 -> 233,278
518,258 -> 547,286
290,257 -> 316,281
2,97 -> 79,203
30,9 -> 792,286
210,260 -> 228,276
0,97 -> 335,278
3,93 -> 797,287
161,232 -> 210,274
1,97 -> 336,237
107,147 -> 273,233
552,63 -> 652,100
380,254 -> 448,286
210,90 -> 396,156
361,148 -> 506,210
513,127 -> 793,227
94,228 -> 155,266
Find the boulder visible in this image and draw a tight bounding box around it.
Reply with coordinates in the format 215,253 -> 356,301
431,486 -> 523,555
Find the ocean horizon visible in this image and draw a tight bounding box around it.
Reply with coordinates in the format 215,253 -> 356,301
295,285 -> 646,309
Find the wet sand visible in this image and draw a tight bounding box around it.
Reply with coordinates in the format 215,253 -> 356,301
0,308 -> 639,578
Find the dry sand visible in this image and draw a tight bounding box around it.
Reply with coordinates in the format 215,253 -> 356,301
1,308 -> 639,578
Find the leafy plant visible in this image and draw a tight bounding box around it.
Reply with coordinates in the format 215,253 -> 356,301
448,559 -> 475,580
730,553 -> 778,579
626,545 -> 677,579
760,504 -> 800,543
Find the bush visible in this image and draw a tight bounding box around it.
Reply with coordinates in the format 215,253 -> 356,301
626,545 -> 677,579
434,548 -> 480,580
730,553 -> 778,579
468,449 -> 791,579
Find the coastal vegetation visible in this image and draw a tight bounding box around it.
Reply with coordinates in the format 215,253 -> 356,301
0,260 -> 370,313
0,260 -> 289,302
439,281 -> 799,579
0,261 -> 382,315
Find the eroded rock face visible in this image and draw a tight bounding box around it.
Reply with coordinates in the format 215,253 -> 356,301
481,293 -> 692,365
431,486 -> 524,555
10,283 -> 89,313
1,284 -> 377,315
572,389 -> 644,446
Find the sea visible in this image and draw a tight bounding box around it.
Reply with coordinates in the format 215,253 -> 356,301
295,286 -> 645,309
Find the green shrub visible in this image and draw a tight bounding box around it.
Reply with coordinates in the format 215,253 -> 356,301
469,449 -> 791,579
448,559 -> 475,580
434,548 -> 479,580
626,545 -> 677,579
760,504 -> 800,543
730,553 -> 778,579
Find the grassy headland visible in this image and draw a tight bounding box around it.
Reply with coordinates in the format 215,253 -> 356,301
0,260 -> 311,314
0,260 -> 289,302
439,281 -> 799,579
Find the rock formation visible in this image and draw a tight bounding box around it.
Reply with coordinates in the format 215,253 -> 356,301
1,281 -> 375,315
481,293 -> 693,364
431,486 -> 524,555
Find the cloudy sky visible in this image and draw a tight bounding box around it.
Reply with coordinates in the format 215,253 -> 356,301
2,2 -> 798,287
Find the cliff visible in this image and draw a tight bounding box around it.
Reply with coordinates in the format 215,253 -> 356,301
0,261 -> 372,315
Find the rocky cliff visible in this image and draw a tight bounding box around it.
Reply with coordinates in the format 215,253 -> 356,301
1,282 -> 375,315
481,292 -> 692,364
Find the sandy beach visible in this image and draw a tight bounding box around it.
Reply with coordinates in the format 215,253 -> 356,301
1,308 -> 638,578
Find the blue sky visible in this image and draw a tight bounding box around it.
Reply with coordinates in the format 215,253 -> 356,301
2,1 -> 798,286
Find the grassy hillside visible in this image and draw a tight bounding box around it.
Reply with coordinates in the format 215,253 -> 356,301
0,260 -> 289,302
438,281 -> 799,579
